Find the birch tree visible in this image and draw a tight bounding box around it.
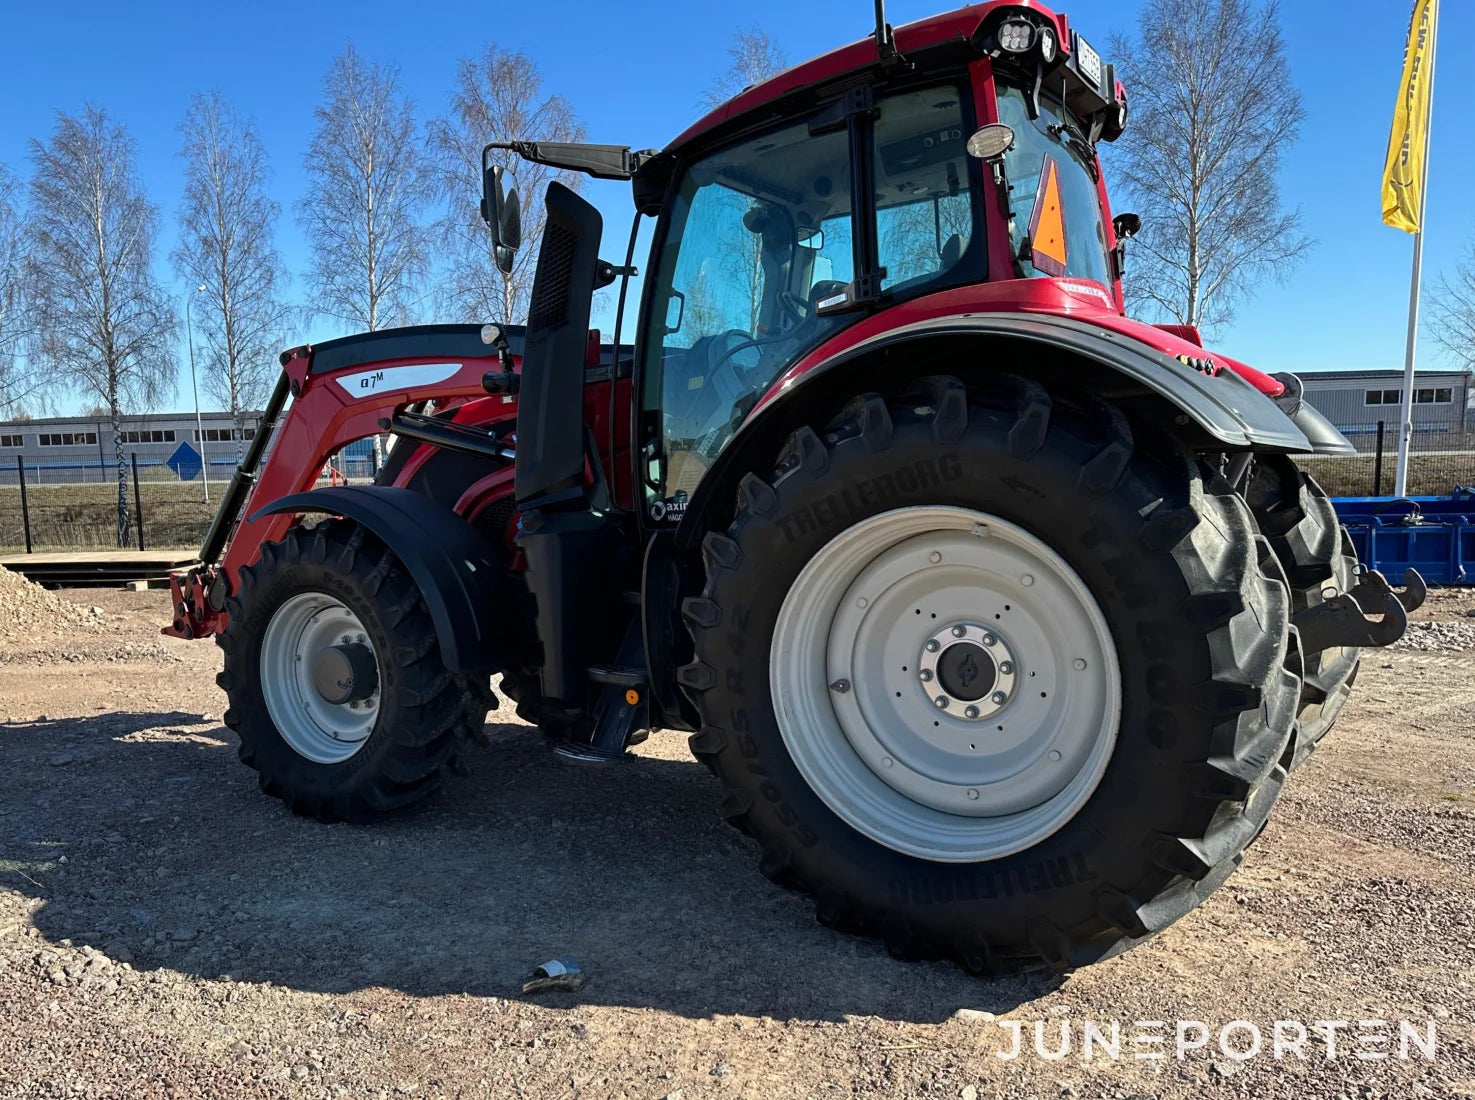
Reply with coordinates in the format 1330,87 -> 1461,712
705,30 -> 788,329
1109,0 -> 1309,331
299,45 -> 428,331
425,47 -> 586,323
703,27 -> 787,110
174,92 -> 293,460
0,163 -> 38,416
1430,239 -> 1475,371
27,107 -> 176,546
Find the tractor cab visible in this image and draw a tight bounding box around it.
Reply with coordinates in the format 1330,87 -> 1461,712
482,2 -> 1134,523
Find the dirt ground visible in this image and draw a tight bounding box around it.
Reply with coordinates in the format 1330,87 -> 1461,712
1,581 -> 1473,1099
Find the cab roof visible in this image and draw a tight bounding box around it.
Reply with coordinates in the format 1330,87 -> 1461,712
666,2 -> 1072,154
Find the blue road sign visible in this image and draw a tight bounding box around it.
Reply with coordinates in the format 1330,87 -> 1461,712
166,441 -> 202,481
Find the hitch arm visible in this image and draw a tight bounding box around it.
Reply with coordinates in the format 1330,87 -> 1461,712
1348,567 -> 1428,616
1292,569 -> 1415,656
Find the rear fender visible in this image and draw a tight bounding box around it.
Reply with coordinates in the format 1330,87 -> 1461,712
249,486 -> 529,674
672,315 -> 1324,552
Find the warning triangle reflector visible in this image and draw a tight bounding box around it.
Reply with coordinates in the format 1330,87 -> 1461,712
1028,155 -> 1069,277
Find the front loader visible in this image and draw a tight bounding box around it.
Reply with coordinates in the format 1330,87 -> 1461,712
166,2 -> 1423,972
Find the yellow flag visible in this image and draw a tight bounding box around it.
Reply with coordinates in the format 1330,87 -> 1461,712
1382,0 -> 1438,234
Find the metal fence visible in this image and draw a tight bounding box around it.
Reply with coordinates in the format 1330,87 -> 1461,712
0,450 -> 379,553
1294,418 -> 1475,498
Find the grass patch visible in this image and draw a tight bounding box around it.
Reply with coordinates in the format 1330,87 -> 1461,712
0,481 -> 215,552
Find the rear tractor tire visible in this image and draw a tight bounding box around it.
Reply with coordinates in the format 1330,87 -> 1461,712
680,376 -> 1300,972
1246,456 -> 1361,772
217,519 -> 491,822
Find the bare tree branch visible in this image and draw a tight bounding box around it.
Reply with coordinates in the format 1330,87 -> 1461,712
1430,237 -> 1475,372
0,162 -> 47,417
174,92 -> 295,460
26,105 -> 177,546
1107,0 -> 1310,332
702,27 -> 787,111
703,30 -> 788,326
424,47 -> 586,323
299,45 -> 429,332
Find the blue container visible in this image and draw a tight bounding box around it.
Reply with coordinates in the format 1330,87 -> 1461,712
1331,494 -> 1475,585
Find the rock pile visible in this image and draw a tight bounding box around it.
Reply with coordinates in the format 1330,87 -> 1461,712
0,565 -> 107,639
1393,618 -> 1475,654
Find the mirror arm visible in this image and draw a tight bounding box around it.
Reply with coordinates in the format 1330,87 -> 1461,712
483,140 -> 650,181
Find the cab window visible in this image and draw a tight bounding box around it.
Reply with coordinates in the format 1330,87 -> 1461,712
996,84 -> 1113,288
873,84 -> 982,293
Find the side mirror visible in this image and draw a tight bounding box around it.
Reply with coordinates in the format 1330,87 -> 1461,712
481,163 -> 522,274
1113,212 -> 1141,242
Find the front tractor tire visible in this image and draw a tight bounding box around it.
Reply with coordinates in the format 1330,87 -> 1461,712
680,377 -> 1300,972
217,520 -> 489,822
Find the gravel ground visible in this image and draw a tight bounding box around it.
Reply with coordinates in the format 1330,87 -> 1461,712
0,572 -> 1472,1099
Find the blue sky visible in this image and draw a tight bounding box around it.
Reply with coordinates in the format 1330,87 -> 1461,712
2,0 -> 1471,415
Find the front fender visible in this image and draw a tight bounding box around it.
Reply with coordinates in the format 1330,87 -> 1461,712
249,486 -> 526,674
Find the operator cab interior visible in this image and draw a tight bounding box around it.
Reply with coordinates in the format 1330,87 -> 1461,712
642,82 -> 985,504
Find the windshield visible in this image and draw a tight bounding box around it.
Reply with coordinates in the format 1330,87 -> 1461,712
640,83 -> 980,511
996,84 -> 1113,289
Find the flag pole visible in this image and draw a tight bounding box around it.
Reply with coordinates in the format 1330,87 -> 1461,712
1393,1 -> 1440,498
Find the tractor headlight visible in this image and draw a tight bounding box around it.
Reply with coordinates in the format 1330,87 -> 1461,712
997,18 -> 1035,54
1039,26 -> 1059,64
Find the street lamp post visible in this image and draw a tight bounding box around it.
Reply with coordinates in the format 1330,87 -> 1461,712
186,284 -> 209,503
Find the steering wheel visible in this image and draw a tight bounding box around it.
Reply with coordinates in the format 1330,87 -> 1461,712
776,289 -> 810,325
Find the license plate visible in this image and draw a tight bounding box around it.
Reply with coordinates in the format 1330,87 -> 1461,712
1075,35 -> 1103,89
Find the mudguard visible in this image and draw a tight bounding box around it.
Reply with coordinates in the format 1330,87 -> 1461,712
248,486 -> 525,674
673,312 -> 1341,551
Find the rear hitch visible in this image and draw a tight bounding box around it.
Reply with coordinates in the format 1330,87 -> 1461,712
1349,567 -> 1427,615
1291,568 -> 1423,656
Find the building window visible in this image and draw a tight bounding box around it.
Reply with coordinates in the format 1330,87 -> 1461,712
38,432 -> 97,446
193,427 -> 241,443
0,434 -> 22,447
120,429 -> 175,444
1366,387 -> 1456,407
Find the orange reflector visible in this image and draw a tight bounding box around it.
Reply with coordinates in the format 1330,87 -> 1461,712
625,688 -> 640,705
1028,155 -> 1069,277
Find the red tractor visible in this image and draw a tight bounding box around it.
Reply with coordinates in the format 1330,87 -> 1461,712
166,2 -> 1422,972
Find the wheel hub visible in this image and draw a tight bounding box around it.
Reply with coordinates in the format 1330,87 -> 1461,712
260,593 -> 381,765
918,624 -> 1017,717
312,642 -> 379,705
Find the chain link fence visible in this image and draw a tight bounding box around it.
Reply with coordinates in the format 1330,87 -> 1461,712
0,449 -> 379,553
1293,419 -> 1475,498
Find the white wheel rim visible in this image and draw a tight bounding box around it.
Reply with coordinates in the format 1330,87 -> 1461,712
771,506 -> 1121,863
260,592 -> 381,765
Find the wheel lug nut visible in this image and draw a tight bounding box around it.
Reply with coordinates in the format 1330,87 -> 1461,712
830,679 -> 850,694
992,691 -> 1008,706
967,788 -> 979,800
934,696 -> 950,709
951,625 -> 967,639
925,640 -> 941,653
929,551 -> 942,563
964,706 -> 980,719
982,633 -> 997,647
920,669 -> 934,683
1074,658 -> 1088,670
998,661 -> 1014,675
